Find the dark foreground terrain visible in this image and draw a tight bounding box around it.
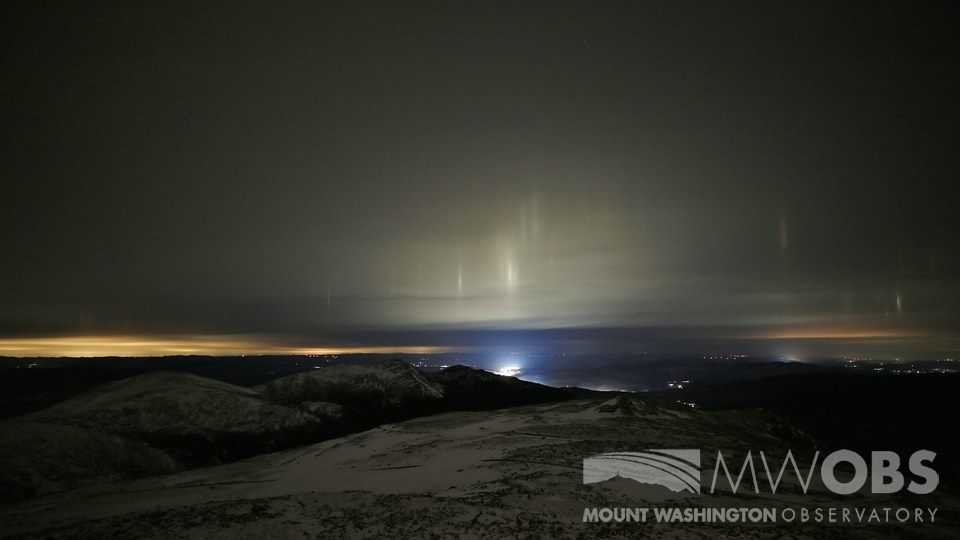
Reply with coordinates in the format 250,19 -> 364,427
0,360 -> 584,503
0,359 -> 957,538
3,395 -> 958,539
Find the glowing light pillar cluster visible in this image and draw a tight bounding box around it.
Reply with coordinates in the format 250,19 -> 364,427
504,250 -> 517,294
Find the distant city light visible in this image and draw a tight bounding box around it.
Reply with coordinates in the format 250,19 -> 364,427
494,364 -> 522,377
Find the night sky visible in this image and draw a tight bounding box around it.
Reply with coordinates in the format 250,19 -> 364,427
2,3 -> 958,358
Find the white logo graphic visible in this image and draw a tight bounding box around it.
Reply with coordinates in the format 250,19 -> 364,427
583,449 -> 938,496
583,449 -> 701,494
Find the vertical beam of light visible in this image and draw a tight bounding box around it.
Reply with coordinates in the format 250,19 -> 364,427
530,191 -> 541,241
505,257 -> 517,291
778,214 -> 789,258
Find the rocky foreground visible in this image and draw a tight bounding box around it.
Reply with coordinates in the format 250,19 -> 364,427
0,361 -> 578,503
2,390 -> 958,539
1,362 -> 958,539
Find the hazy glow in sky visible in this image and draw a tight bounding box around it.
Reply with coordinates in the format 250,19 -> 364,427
0,335 -> 455,358
1,4 -> 957,359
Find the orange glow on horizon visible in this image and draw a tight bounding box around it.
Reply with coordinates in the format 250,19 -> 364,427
0,335 -> 458,358
747,324 -> 924,341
